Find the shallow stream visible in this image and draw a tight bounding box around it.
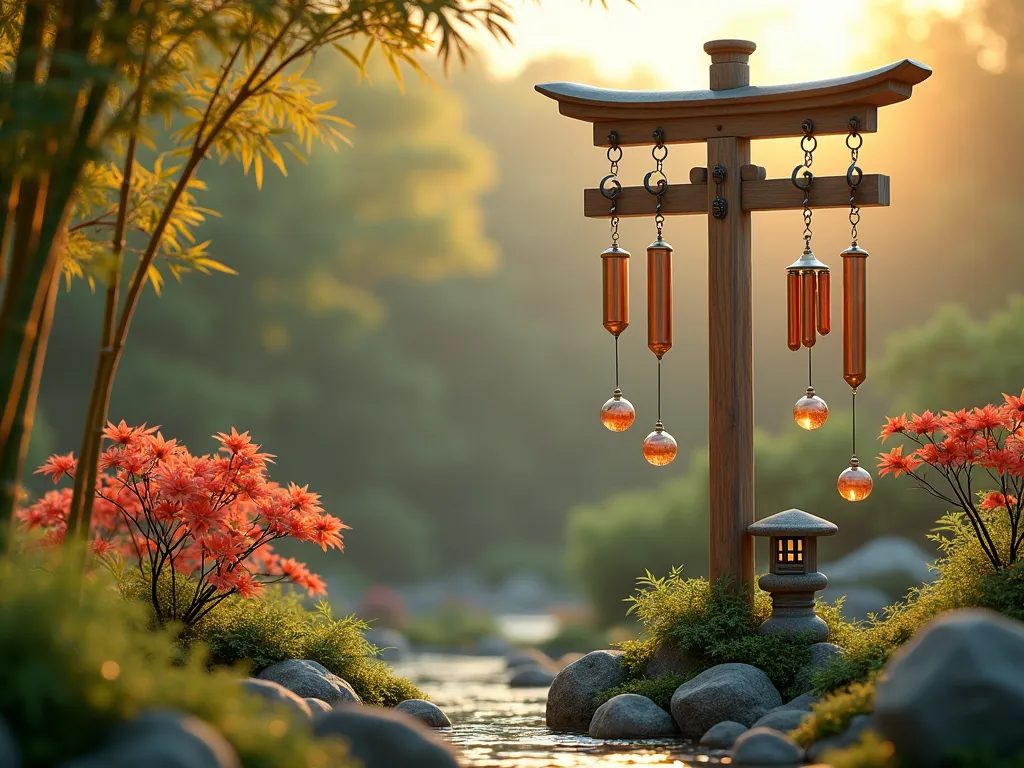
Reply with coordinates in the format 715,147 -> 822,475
392,654 -> 728,768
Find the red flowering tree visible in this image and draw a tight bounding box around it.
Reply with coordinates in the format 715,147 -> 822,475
19,422 -> 346,626
877,390 -> 1024,570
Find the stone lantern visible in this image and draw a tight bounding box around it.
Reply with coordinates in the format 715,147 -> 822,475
747,508 -> 838,642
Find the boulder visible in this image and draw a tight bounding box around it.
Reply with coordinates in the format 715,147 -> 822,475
792,642 -> 842,695
805,714 -> 876,763
304,698 -> 333,714
644,639 -> 700,679
779,692 -> 818,712
395,699 -> 452,728
240,679 -> 312,718
821,536 -> 934,585
365,628 -> 411,662
874,608 -> 1024,766
509,667 -> 556,687
62,710 -> 240,768
313,705 -> 460,768
750,707 -> 807,734
821,585 -> 890,622
588,694 -> 678,739
670,663 -> 782,738
698,721 -> 747,749
730,726 -> 804,766
257,659 -> 361,706
546,650 -> 626,731
0,716 -> 18,768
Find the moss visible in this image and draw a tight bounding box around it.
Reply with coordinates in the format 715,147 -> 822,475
0,549 -> 351,768
976,559 -> 1024,622
791,679 -> 876,748
186,589 -> 424,707
593,672 -> 691,711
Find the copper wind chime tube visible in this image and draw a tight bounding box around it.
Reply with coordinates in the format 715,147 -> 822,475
598,133 -> 636,433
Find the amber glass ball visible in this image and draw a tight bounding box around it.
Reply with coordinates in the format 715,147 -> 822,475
600,391 -> 635,432
642,425 -> 678,466
794,393 -> 829,431
838,464 -> 873,502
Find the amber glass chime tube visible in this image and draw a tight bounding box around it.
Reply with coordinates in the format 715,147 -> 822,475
786,270 -> 801,351
601,247 -> 629,337
817,270 -> 831,335
647,240 -> 673,359
842,246 -> 868,388
801,270 -> 817,348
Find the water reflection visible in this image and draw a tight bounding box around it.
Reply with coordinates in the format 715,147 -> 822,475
392,655 -> 729,768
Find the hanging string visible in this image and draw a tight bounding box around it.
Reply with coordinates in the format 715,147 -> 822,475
807,346 -> 812,388
657,358 -> 662,422
614,335 -> 620,389
852,388 -> 858,456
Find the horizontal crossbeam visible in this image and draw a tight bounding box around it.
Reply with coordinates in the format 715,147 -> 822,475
582,173 -> 889,218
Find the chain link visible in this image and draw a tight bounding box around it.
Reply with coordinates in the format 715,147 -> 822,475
645,128 -> 668,238
601,132 -> 623,245
846,117 -> 863,245
799,120 -> 816,247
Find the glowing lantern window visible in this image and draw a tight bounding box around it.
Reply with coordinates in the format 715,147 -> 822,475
775,537 -> 805,574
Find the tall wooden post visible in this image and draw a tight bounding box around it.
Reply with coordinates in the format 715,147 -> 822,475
705,40 -> 755,591
535,40 -> 930,600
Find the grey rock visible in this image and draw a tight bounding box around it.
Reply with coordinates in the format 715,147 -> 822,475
805,714 -> 876,763
821,535 -> 934,585
751,708 -> 808,734
475,635 -> 513,656
730,726 -> 804,766
0,716 -> 19,768
644,639 -> 700,679
546,650 -> 626,731
792,642 -> 843,695
821,584 -> 891,622
588,694 -> 678,739
509,666 -> 556,687
779,693 -> 819,712
365,628 -> 411,662
304,698 -> 333,714
257,659 -> 361,706
395,699 -> 452,728
670,663 -> 782,738
313,705 -> 460,768
699,720 -> 747,749
62,710 -> 240,768
874,608 -> 1024,766
240,678 -> 312,718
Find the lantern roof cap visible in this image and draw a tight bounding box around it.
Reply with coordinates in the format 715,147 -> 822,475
748,508 -> 838,537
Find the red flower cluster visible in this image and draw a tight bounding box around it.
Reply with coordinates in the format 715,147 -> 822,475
877,391 -> 1024,569
21,423 -> 346,623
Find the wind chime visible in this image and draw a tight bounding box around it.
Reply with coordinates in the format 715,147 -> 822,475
784,118 -> 873,502
596,129 -> 677,466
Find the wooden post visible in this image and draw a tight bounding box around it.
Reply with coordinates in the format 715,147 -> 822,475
705,40 -> 756,593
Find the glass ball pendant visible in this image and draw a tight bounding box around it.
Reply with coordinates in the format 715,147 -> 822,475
600,389 -> 635,432
838,457 -> 873,502
642,422 -> 677,466
794,387 -> 829,430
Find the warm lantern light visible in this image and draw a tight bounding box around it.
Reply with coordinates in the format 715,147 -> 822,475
817,270 -> 831,335
793,388 -> 829,430
647,238 -> 673,359
600,390 -> 635,432
601,245 -> 630,336
786,270 -> 801,351
642,422 -> 677,466
838,457 -> 873,502
842,245 -> 868,388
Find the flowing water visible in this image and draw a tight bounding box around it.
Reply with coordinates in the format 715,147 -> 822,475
392,654 -> 728,768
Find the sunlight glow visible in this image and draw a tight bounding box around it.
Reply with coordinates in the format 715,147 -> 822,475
466,0 -> 977,87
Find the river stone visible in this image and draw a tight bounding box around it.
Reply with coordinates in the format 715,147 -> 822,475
546,650 -> 626,731
779,693 -> 819,712
240,678 -> 312,718
874,608 -> 1024,765
62,710 -> 240,768
645,638 -> 700,679
510,666 -> 556,687
670,663 -> 782,738
365,628 -> 411,662
699,721 -> 747,749
588,694 -> 678,739
257,659 -> 361,706
0,715 -> 18,768
751,707 -> 808,734
730,726 -> 804,766
313,705 -> 460,768
805,714 -> 876,763
396,699 -> 452,728
792,642 -> 842,695
305,698 -> 333,714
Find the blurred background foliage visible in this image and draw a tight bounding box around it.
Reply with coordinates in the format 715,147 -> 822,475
31,0 -> 1024,625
